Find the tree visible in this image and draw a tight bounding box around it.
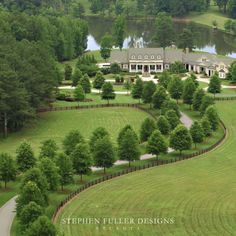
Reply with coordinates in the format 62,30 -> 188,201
200,95 -> 215,115
110,63 -> 121,74
16,142 -> 36,172
205,106 -> 219,131
26,215 -> 56,236
193,89 -> 205,111
56,153 -> 74,190
118,125 -> 138,146
74,84 -> 85,103
208,73 -> 221,97
167,76 -> 183,103
165,110 -> 180,130
39,158 -> 59,191
169,61 -> 187,74
100,33 -> 113,61
228,0 -> 236,18
170,125 -> 192,155
63,130 -> 84,155
183,78 -> 196,108
228,63 -> 236,84
142,81 -> 156,106
21,168 -> 49,203
152,86 -> 168,109
19,201 -> 43,232
79,74 -> 91,95
132,78 -> 143,103
101,82 -> 116,104
64,64 -> 72,81
93,136 -> 116,173
72,68 -> 83,87
155,12 -> 174,49
17,182 -> 47,216
118,129 -> 140,167
140,118 -> 156,142
156,116 -> 170,135
71,143 -> 92,181
93,71 -> 105,92
161,99 -> 180,117
190,121 -> 204,148
89,127 -> 109,153
39,139 -> 58,159
123,80 -> 132,94
146,130 -> 168,160
201,116 -> 212,137
178,28 -> 195,52
158,71 -> 172,89
113,16 -> 125,50
224,19 -> 233,32
212,20 -> 218,29
0,153 -> 16,188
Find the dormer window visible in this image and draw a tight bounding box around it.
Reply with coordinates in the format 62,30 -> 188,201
138,55 -> 142,60
157,55 -> 161,59
144,55 -> 148,59
202,57 -> 207,62
131,55 -> 136,59
151,55 -> 155,59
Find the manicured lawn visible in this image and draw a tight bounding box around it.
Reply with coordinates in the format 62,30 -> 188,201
56,101 -> 235,236
0,107 -> 148,155
189,3 -> 234,31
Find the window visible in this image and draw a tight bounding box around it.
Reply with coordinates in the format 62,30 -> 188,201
131,55 -> 135,60
144,55 -> 148,60
137,65 -> 143,70
156,64 -> 162,70
157,55 -> 161,59
220,65 -> 224,69
123,64 -> 128,69
150,65 -> 155,70
138,55 -> 142,60
165,64 -> 169,69
202,57 -> 207,62
131,64 -> 136,70
151,55 -> 155,60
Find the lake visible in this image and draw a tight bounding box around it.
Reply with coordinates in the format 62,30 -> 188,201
86,16 -> 236,58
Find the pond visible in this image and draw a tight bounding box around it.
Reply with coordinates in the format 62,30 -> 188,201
86,16 -> 236,58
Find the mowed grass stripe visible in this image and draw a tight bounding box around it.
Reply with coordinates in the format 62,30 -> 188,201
56,101 -> 236,236
0,108 -> 149,155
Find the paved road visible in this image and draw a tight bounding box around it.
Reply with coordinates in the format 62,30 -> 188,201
0,196 -> 17,236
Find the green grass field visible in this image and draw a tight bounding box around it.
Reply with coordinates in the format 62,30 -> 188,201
0,108 -> 149,156
56,101 -> 236,236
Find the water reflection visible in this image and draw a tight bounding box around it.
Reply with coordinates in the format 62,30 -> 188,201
86,16 -> 236,58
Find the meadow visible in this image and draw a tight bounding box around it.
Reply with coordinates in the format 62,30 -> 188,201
56,101 -> 236,236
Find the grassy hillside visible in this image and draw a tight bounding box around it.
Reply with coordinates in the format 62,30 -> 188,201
56,101 -> 236,236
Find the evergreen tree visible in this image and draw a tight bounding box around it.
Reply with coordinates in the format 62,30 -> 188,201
146,130 -> 168,160
140,118 -> 156,142
113,16 -> 125,50
56,153 -> 74,190
39,139 -> 58,159
93,71 -> 105,92
16,142 -> 36,172
63,130 -> 84,155
93,136 -> 116,173
165,110 -> 180,130
118,129 -> 140,167
72,68 -> 83,87
39,158 -> 60,191
101,82 -> 116,104
74,84 -> 85,103
79,74 -> 91,95
190,121 -> 204,148
71,143 -> 92,181
64,64 -> 72,81
156,116 -> 171,135
201,116 -> 212,137
89,127 -> 109,153
183,78 -> 196,108
178,28 -> 195,51
132,78 -> 143,103
152,86 -> 168,109
205,106 -> 219,131
208,73 -> 221,97
167,76 -> 184,103
170,125 -> 192,155
200,95 -> 214,115
193,88 -> 205,111
0,153 -> 16,189
142,81 -> 156,106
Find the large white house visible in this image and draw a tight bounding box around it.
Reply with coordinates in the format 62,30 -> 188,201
107,48 -> 234,79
